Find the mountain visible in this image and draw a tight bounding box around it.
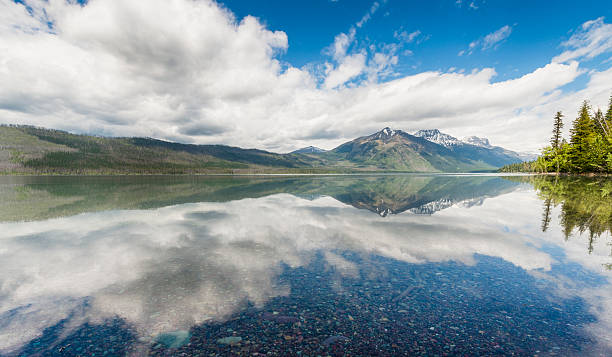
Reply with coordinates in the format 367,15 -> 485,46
320,127 -> 495,172
0,125 -> 325,174
0,125 -> 524,174
463,135 -> 492,148
291,146 -> 327,154
414,129 -> 464,147
517,151 -> 538,161
413,129 -> 523,167
464,134 -> 537,162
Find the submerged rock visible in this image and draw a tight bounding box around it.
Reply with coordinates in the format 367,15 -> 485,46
217,336 -> 242,345
154,330 -> 191,349
322,335 -> 350,347
262,312 -> 299,323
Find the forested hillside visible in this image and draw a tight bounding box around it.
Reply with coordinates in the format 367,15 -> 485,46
0,125 -> 325,174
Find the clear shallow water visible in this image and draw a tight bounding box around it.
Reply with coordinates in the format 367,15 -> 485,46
0,174 -> 610,356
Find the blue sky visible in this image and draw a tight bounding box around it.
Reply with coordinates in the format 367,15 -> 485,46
1,0 -> 612,152
223,0 -> 612,83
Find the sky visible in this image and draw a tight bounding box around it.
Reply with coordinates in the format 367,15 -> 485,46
1,0 -> 612,153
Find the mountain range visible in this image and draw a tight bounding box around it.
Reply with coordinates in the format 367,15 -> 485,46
0,124 -> 531,174
414,129 -> 537,161
413,129 -> 536,165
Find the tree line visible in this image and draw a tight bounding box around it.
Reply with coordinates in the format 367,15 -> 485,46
500,95 -> 612,174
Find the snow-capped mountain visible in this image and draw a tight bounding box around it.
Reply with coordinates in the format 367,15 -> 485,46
463,136 -> 492,148
413,129 -> 464,147
291,146 -> 327,154
413,128 -> 527,166
464,135 -> 537,161
372,127 -> 399,140
330,127 -> 493,171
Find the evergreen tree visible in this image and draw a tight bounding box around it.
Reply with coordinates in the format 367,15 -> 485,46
593,108 -> 608,137
569,101 -> 596,172
605,95 -> 612,136
550,111 -> 564,149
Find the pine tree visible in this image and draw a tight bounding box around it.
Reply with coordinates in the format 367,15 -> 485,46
550,111 -> 564,149
605,95 -> 612,136
569,101 -> 596,172
593,108 -> 608,137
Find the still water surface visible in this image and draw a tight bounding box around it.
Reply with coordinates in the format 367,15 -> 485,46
0,174 -> 611,356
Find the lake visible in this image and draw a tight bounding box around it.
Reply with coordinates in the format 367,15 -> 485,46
0,174 -> 611,356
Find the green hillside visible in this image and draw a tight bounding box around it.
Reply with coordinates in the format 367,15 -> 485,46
0,125 -> 326,174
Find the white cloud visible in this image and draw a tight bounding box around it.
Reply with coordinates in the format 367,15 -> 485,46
482,25 -> 513,49
461,25 -> 513,55
356,1 -> 381,28
0,1 -> 610,153
553,17 -> 612,63
394,29 -> 422,43
329,28 -> 356,61
323,52 -> 367,89
456,0 -> 482,10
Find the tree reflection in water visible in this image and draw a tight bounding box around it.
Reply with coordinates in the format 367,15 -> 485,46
517,175 -> 612,269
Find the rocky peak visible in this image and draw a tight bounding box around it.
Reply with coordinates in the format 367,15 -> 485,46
413,129 -> 463,148
372,127 -> 400,140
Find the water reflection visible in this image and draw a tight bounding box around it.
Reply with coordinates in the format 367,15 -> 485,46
536,176 -> 611,260
0,175 -> 610,355
0,175 -> 517,221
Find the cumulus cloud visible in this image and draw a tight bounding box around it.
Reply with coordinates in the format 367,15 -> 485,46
0,1 -> 610,153
323,52 -> 367,89
0,0 -> 297,142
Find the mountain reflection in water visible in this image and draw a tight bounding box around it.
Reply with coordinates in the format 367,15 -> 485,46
0,174 -> 610,356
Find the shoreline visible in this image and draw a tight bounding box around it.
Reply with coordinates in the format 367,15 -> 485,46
0,171 -> 535,178
3,170 -> 610,178
498,171 -> 612,177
